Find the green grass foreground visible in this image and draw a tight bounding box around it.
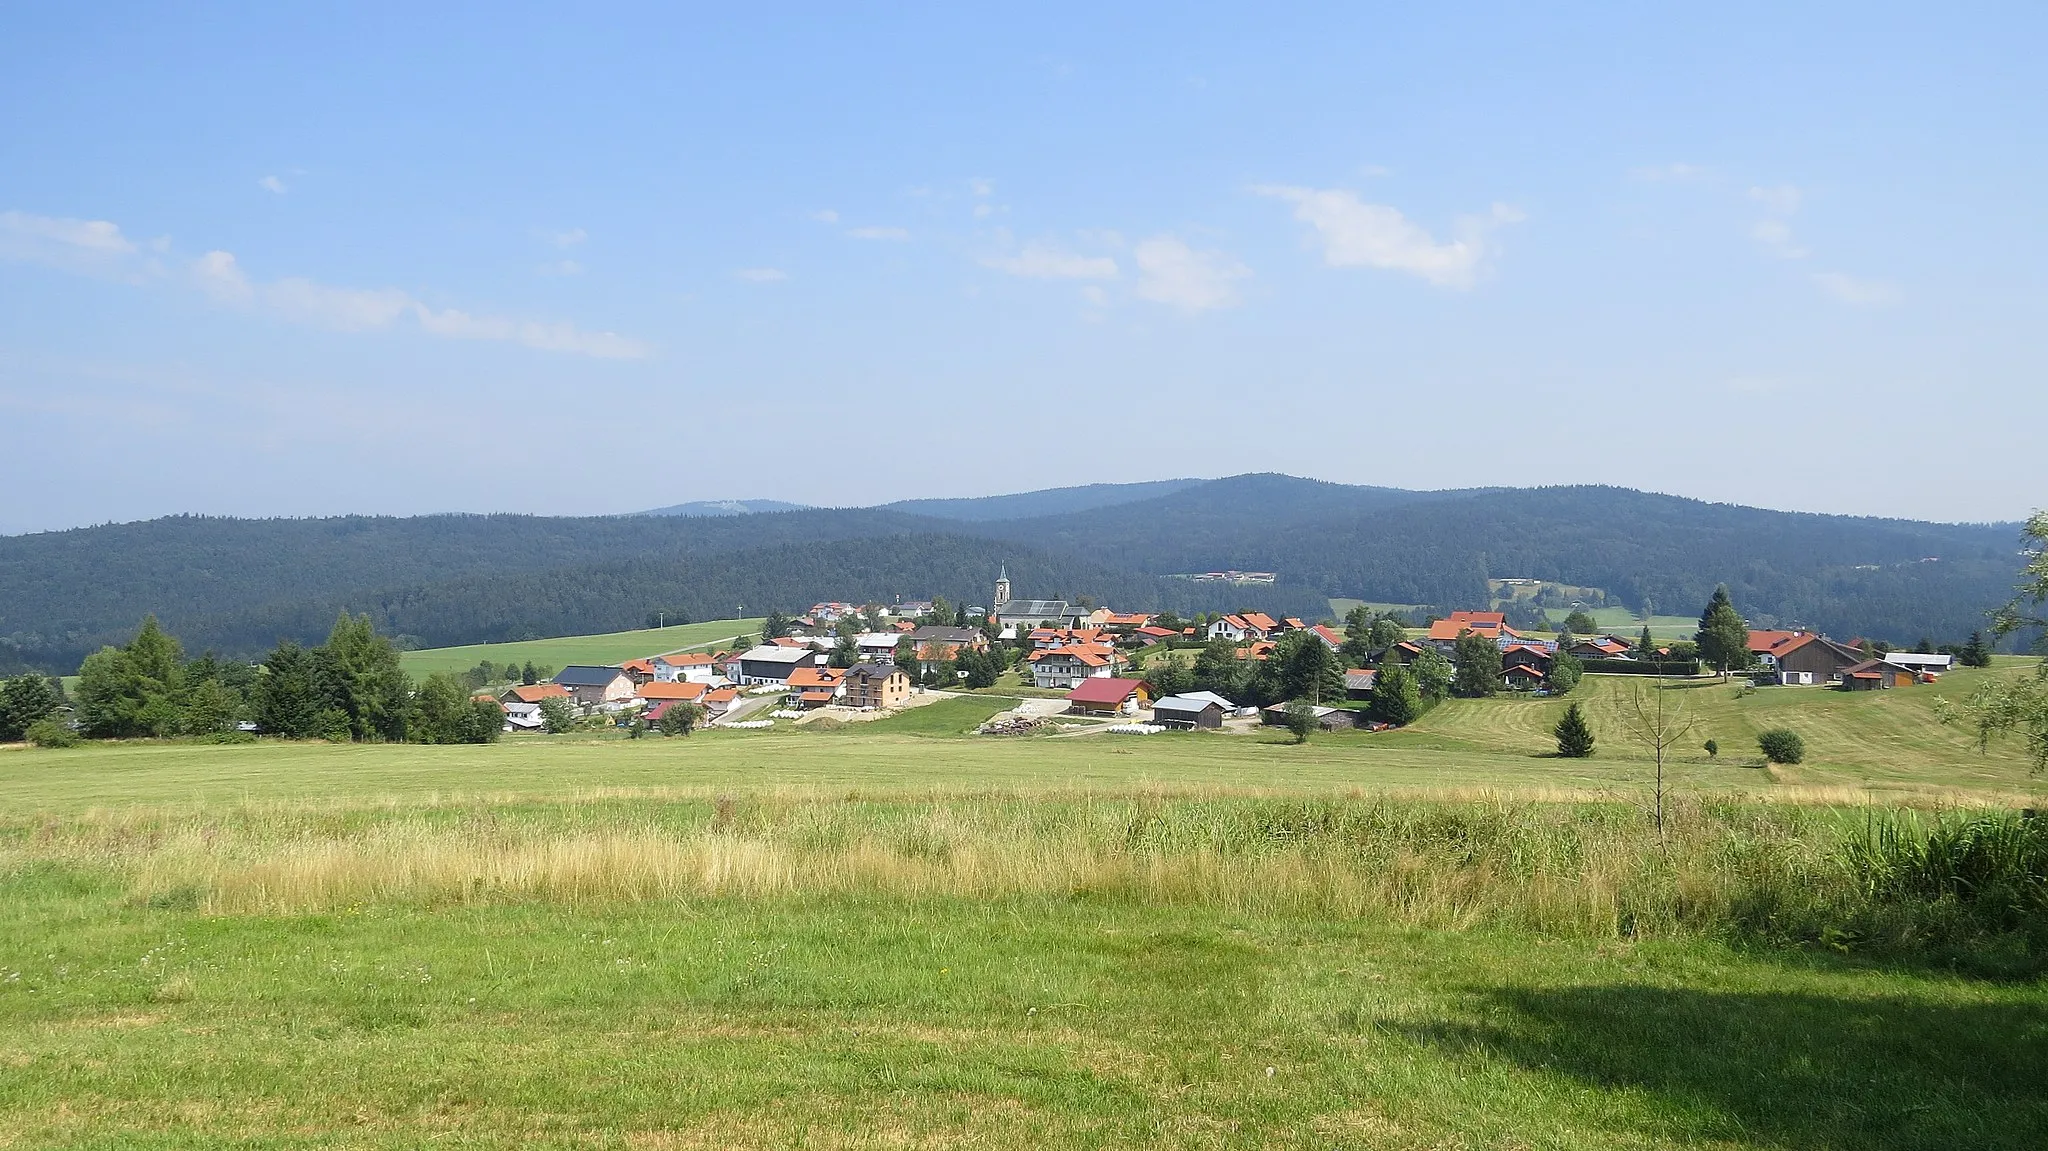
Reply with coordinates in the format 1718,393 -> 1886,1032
3,670 -> 2045,1148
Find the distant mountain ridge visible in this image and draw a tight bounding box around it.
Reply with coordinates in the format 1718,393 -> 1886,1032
635,499 -> 809,517
879,479 -> 1207,521
0,476 -> 2027,673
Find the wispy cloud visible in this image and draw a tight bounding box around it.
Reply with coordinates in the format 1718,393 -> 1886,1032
968,178 -> 995,198
980,242 -> 1117,280
545,227 -> 588,249
810,209 -> 840,224
539,259 -> 583,277
1811,271 -> 1899,306
847,226 -> 910,241
1744,185 -> 1810,260
1255,185 -> 1521,289
1631,162 -> 1707,182
258,175 -> 288,195
3,208 -> 648,359
1133,235 -> 1248,311
0,209 -> 150,280
734,267 -> 788,282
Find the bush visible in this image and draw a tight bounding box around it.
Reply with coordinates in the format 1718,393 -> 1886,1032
1704,738 -> 1719,759
1580,658 -> 1703,676
25,717 -> 80,748
1758,728 -> 1805,764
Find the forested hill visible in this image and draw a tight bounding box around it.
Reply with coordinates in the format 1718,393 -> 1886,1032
954,479 -> 2022,644
880,479 -> 1206,521
0,476 -> 2027,672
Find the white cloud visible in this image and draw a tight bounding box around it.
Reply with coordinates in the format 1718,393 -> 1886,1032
1132,235 -> 1248,311
546,227 -> 588,249
734,267 -> 788,282
190,249 -> 254,304
980,243 -> 1118,280
810,209 -> 840,224
539,259 -> 583,276
411,305 -> 650,359
1255,185 -> 1520,289
1081,285 -> 1109,307
0,210 -> 144,277
847,226 -> 910,241
1811,271 -> 1899,306
1631,162 -> 1707,182
11,207 -> 650,359
259,175 -> 287,195
969,178 -> 995,197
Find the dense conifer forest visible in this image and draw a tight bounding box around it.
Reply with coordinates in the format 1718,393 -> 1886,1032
0,474 -> 2026,672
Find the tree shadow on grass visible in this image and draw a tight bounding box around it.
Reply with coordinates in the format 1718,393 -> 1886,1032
1405,984 -> 2048,1150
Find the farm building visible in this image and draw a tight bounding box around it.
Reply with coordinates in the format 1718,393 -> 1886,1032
1343,669 -> 1377,700
1748,631 -> 1863,685
1067,677 -> 1151,716
1841,659 -> 1919,691
733,645 -> 815,686
1259,704 -> 1358,731
1152,691 -> 1231,729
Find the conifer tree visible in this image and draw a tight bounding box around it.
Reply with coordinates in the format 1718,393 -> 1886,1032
1694,585 -> 1751,677
1554,701 -> 1596,758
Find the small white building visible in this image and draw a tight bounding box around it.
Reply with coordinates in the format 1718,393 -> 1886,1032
651,652 -> 722,683
855,633 -> 903,663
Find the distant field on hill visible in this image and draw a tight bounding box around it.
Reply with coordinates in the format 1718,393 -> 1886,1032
397,617 -> 763,678
5,663 -> 2041,813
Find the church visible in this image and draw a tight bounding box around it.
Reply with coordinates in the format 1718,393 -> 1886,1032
990,566 -> 1090,633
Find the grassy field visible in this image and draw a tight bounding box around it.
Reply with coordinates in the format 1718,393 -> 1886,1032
398,618 -> 765,678
3,667 -> 2044,1147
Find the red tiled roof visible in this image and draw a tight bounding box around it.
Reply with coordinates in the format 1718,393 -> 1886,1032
1426,611 -> 1511,641
1067,677 -> 1148,705
1310,624 -> 1342,648
505,683 -> 569,703
786,666 -> 844,689
800,690 -> 836,702
655,652 -> 715,667
1503,664 -> 1545,678
1241,612 -> 1278,632
621,659 -> 654,674
638,681 -> 708,701
1135,625 -> 1176,638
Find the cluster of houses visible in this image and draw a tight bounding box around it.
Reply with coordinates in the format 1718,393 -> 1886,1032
484,572 -> 1956,733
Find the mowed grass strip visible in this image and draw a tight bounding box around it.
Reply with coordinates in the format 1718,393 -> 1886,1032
1,865 -> 2043,1149
397,617 -> 765,679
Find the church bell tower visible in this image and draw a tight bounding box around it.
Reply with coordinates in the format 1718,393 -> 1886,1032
994,565 -> 1011,610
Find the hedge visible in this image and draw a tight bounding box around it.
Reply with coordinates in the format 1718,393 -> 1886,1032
1580,658 -> 1703,677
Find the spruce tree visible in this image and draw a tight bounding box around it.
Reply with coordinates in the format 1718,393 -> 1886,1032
1694,585 -> 1751,677
1553,700 -> 1596,758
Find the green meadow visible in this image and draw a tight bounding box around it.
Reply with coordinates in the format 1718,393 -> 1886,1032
3,664 -> 2044,1148
397,618 -> 765,679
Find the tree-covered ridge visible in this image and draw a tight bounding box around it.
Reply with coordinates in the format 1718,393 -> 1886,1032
0,475 -> 2025,673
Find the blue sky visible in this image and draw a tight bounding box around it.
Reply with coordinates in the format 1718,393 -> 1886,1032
3,2 -> 2043,533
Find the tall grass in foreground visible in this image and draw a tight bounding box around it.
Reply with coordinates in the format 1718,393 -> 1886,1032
7,794 -> 2041,971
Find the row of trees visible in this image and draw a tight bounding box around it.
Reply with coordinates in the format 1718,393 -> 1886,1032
65,615 -> 502,745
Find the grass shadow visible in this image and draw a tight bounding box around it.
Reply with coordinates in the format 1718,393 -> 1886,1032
1404,983 -> 2048,1149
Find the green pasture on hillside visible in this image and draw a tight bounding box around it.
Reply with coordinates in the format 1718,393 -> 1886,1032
397,617 -> 765,679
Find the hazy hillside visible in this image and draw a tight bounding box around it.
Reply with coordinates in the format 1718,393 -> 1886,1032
881,480 -> 1206,522
0,475 -> 2025,672
634,499 -> 809,517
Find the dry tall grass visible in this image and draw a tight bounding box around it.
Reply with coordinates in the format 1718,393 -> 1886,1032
0,791 -> 1922,942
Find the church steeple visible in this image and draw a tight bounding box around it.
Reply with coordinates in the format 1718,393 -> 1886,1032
994,565 -> 1011,609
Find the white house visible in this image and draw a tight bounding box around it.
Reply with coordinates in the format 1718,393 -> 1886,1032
855,633 -> 903,663
1029,647 -> 1115,690
651,652 -> 722,683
